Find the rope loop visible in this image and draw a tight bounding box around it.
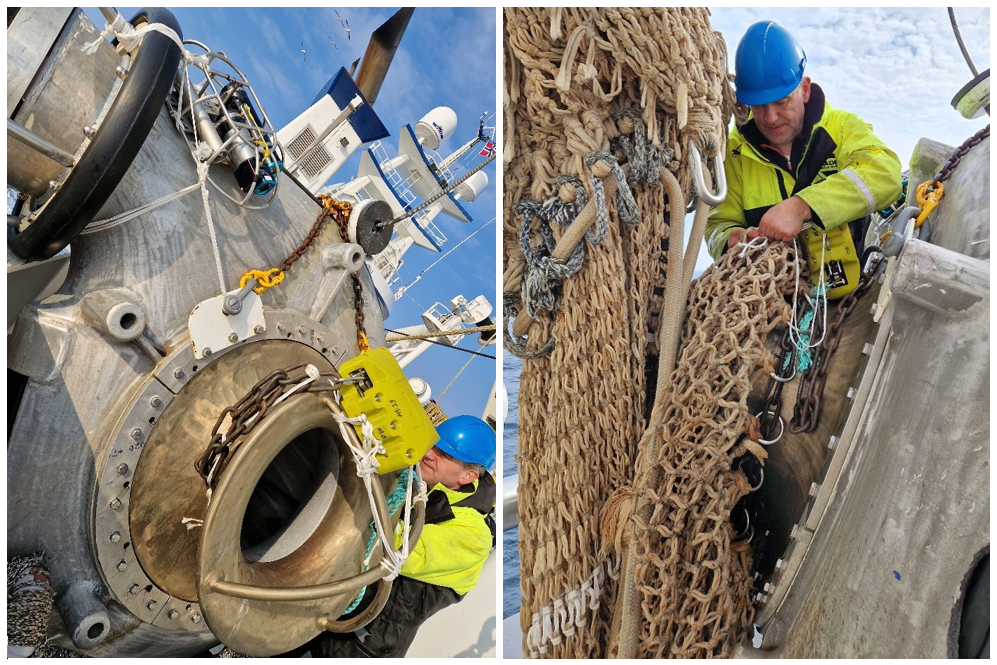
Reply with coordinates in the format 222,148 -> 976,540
585,150 -> 640,228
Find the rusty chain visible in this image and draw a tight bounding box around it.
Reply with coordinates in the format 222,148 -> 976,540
790,272 -> 876,433
930,124 -> 990,190
194,363 -> 349,491
320,194 -> 369,352
757,326 -> 796,442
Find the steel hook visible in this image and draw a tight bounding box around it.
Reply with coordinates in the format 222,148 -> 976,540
688,140 -> 727,207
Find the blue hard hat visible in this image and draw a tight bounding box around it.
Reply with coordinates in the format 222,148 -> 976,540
435,415 -> 496,470
734,21 -> 807,106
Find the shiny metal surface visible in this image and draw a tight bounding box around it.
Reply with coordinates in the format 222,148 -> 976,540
196,392 -> 395,656
129,339 -> 335,602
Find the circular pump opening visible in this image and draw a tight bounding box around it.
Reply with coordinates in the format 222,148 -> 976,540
119,312 -> 137,330
240,427 -> 341,564
87,623 -> 105,640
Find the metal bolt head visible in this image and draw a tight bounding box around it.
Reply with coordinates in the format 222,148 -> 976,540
168,610 -> 179,620
117,463 -> 129,476
191,613 -> 202,624
870,302 -> 878,316
763,582 -> 774,593
109,531 -> 121,543
808,482 -> 818,497
790,523 -> 799,539
48,180 -> 62,192
775,558 -> 785,570
862,342 -> 874,356
316,334 -> 324,344
757,592 -> 769,604
173,368 -> 186,380
110,498 -> 122,511
115,65 -> 127,79
147,600 -> 158,611
846,387 -> 855,400
254,325 -> 265,335
203,347 -> 212,357
228,332 -> 239,343
84,125 -> 96,139
828,435 -> 837,449
298,326 -> 307,336
129,584 -> 141,595
149,396 -> 163,409
116,560 -> 127,572
277,321 -> 286,332
131,428 -> 143,442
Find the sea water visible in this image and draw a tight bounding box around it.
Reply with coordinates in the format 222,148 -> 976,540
501,354 -> 521,619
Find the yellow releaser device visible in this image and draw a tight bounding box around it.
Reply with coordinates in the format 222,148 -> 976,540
338,346 -> 440,473
799,223 -> 861,300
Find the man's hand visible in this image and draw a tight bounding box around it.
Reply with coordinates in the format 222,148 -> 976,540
727,227 -> 762,249
757,196 -> 812,242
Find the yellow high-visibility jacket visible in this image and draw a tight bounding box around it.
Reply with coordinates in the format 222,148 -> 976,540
395,474 -> 494,595
706,84 -> 902,260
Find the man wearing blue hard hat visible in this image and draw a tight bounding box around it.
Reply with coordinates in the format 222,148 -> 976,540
312,415 -> 496,658
705,21 -> 902,298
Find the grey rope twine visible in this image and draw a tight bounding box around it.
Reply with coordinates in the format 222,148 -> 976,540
503,291 -> 556,359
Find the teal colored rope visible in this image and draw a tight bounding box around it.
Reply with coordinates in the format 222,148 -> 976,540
341,467 -> 417,615
792,284 -> 827,372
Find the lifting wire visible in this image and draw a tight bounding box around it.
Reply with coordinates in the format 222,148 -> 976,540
378,152 -> 497,230
395,217 -> 495,297
947,7 -> 979,77
436,341 -> 488,403
384,329 -> 495,360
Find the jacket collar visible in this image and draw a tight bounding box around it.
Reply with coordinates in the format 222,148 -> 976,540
738,83 -> 827,172
425,471 -> 496,523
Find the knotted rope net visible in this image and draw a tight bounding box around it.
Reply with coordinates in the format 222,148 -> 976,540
616,242 -> 797,657
504,8 -> 760,658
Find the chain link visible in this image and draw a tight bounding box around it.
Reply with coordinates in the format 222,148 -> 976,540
931,124 -> 990,189
194,363 -> 348,490
789,273 -> 875,433
757,326 -> 796,441
320,195 -> 369,352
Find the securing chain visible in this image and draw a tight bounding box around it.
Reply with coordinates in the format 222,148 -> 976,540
790,273 -> 876,434
319,195 -> 369,352
915,124 -> 990,227
757,326 -> 796,443
194,363 -> 349,491
236,194 -> 351,292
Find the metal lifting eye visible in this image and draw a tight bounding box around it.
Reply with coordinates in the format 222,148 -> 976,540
754,411 -> 784,446
736,457 -> 765,492
688,140 -> 728,207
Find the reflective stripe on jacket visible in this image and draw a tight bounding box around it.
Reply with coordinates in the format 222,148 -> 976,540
395,472 -> 494,595
705,83 -> 902,259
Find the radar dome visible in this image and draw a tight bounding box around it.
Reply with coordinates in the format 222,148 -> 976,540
455,171 -> 488,203
415,106 -> 458,150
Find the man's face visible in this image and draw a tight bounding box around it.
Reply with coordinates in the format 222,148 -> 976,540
420,445 -> 477,490
750,77 -> 811,150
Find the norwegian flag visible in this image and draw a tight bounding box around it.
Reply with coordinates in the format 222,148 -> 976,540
479,141 -> 495,157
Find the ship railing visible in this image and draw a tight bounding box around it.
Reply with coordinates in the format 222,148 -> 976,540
410,210 -> 447,247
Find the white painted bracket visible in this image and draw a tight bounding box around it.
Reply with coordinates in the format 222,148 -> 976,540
188,289 -> 265,360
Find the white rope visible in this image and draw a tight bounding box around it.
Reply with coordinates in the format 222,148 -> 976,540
330,403 -> 415,581
82,14 -> 184,56
80,184 -> 200,235
82,13 -> 231,294
524,553 -> 621,658
736,234 -> 768,258
788,237 -> 828,351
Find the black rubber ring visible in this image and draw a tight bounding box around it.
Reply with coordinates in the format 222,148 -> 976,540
9,8 -> 183,261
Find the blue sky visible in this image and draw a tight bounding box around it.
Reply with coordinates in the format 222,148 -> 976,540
83,7 -> 498,422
